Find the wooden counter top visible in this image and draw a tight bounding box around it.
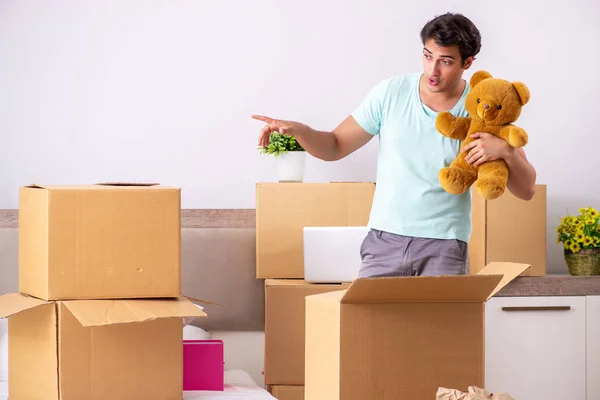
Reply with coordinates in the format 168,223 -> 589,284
496,275 -> 600,296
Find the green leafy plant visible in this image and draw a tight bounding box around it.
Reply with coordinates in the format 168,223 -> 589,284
258,131 -> 305,156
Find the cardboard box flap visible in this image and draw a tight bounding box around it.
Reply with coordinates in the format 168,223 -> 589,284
476,262 -> 531,300
0,293 -> 50,318
24,184 -> 101,190
24,183 -> 101,190
62,297 -> 207,327
24,183 -> 166,190
96,182 -> 160,186
340,275 -> 504,303
184,296 -> 226,308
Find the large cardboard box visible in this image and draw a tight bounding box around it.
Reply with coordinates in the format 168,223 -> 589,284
19,183 -> 181,300
269,385 -> 305,400
256,182 -> 375,278
470,184 -> 546,276
0,293 -> 206,400
264,279 -> 349,385
304,262 -> 529,400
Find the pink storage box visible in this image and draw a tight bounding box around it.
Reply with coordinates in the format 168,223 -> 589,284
183,340 -> 225,391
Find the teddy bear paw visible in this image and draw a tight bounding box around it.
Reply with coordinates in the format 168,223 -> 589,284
508,127 -> 528,148
439,167 -> 471,195
475,178 -> 506,200
435,111 -> 456,136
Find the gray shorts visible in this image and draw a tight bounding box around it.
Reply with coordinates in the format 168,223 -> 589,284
358,229 -> 469,278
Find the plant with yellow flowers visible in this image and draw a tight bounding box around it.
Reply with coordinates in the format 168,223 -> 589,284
557,207 -> 600,276
556,207 -> 600,253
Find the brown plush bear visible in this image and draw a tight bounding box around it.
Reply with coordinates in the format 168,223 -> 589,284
435,70 -> 530,200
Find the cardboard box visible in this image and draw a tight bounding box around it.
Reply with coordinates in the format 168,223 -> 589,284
304,262 -> 530,400
269,385 -> 305,400
264,279 -> 350,385
470,184 -> 546,276
0,293 -> 206,400
19,183 -> 181,300
256,182 -> 375,278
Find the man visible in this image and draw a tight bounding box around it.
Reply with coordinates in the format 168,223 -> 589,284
252,12 -> 536,278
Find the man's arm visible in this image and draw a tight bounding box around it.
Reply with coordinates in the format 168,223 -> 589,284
253,115 -> 374,162
462,132 -> 537,200
255,78 -> 388,162
298,116 -> 375,161
505,147 -> 537,200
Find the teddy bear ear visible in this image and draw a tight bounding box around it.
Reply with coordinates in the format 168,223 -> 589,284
470,70 -> 492,88
513,82 -> 530,106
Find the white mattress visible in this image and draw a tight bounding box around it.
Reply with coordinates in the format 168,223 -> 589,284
0,370 -> 275,400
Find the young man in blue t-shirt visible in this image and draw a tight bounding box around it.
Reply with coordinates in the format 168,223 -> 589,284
252,12 -> 537,277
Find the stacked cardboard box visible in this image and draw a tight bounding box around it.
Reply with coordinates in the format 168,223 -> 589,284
256,182 -> 547,399
0,183 -> 206,400
469,184 -> 547,276
256,182 -> 375,398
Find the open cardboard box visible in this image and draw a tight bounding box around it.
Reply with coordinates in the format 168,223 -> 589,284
304,262 -> 530,400
0,293 -> 207,400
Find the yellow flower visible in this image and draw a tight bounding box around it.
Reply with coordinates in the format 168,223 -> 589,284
595,237 -> 600,245
570,242 -> 581,252
558,208 -> 600,247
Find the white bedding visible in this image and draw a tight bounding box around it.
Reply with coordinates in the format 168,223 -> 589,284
184,370 -> 275,399
0,370 -> 275,400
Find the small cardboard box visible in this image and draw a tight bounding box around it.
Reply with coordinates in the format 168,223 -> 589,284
269,385 -> 305,400
264,279 -> 350,385
470,184 -> 546,276
304,262 -> 530,400
19,183 -> 181,300
256,182 -> 375,279
0,293 -> 206,400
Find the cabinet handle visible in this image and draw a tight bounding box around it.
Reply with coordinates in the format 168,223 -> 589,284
501,306 -> 571,312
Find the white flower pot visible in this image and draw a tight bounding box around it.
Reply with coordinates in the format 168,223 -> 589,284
276,151 -> 306,182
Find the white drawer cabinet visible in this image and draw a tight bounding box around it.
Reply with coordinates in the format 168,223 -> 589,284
588,296 -> 600,400
485,296 -> 587,400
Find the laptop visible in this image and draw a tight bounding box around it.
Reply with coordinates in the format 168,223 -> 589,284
303,226 -> 370,283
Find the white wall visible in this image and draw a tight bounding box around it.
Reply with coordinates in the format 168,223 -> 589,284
0,0 -> 599,273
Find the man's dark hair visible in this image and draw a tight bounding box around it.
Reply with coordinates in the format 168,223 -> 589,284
420,12 -> 482,64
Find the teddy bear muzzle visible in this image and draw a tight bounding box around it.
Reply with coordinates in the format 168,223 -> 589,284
477,100 -> 500,120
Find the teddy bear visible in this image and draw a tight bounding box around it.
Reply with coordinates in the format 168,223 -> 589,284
435,70 -> 530,200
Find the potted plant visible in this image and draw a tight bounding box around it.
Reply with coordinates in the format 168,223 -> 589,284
258,131 -> 306,182
556,206 -> 600,275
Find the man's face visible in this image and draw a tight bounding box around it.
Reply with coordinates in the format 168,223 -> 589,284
422,38 -> 473,93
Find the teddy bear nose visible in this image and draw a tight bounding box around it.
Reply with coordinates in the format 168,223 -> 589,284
483,104 -> 489,110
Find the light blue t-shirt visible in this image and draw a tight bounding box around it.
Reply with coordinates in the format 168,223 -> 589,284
352,72 -> 472,243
